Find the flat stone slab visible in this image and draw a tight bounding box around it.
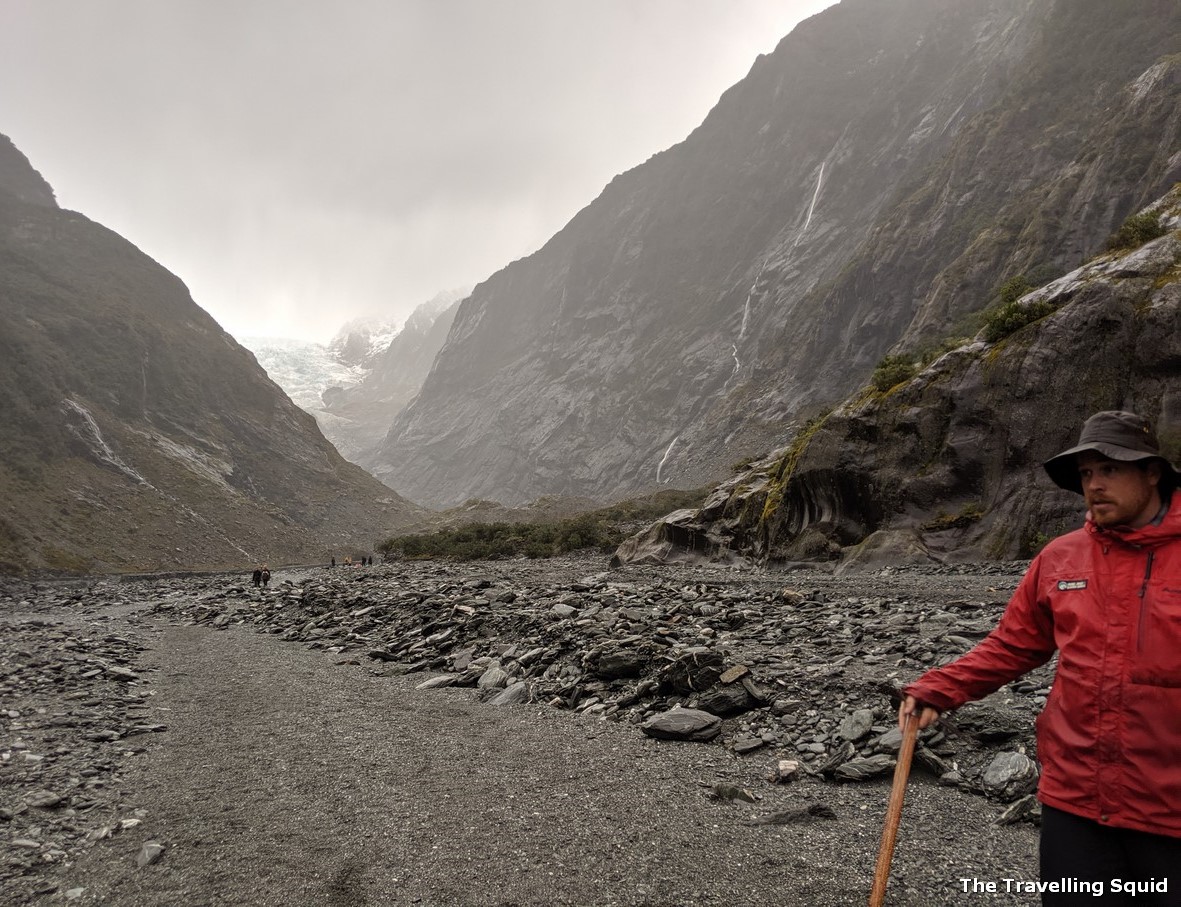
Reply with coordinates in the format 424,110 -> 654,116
641,707 -> 722,742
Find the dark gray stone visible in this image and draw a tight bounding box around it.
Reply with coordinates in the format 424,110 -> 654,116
660,649 -> 724,694
641,707 -> 722,742
594,651 -> 647,680
696,683 -> 757,717
837,709 -> 875,742
981,751 -> 1039,801
833,754 -> 896,782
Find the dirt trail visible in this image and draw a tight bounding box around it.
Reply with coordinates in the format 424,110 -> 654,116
42,606 -> 1039,907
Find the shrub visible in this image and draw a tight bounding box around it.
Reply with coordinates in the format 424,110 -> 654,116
982,298 -> 1058,343
870,354 -> 918,392
378,515 -> 623,561
1105,212 -> 1167,251
998,274 -> 1034,306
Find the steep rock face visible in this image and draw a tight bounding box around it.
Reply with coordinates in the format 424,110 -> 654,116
623,188 -> 1181,567
373,0 -> 1180,509
0,134 -> 424,574
322,292 -> 464,464
375,0 -> 1047,507
749,0 -> 1181,406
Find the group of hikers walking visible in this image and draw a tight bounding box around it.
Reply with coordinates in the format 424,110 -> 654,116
248,555 -> 375,586
329,555 -> 373,567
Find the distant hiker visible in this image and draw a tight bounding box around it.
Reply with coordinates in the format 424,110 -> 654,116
330,556 -> 336,568
900,411 -> 1181,902
251,566 -> 262,588
261,565 -> 271,588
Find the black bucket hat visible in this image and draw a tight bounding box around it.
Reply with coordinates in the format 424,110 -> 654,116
1044,410 -> 1180,494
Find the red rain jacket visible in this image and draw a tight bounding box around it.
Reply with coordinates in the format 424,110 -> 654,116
905,494 -> 1181,838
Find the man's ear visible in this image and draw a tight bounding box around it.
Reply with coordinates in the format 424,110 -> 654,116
1146,459 -> 1163,488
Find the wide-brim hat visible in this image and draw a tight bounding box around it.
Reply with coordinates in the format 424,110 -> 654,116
1044,410 -> 1180,494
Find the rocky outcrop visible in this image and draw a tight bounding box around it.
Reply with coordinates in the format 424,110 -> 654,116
371,0 -> 1181,509
0,134 -> 425,574
623,187 -> 1181,566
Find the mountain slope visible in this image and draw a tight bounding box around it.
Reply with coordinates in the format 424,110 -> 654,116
0,134 -> 424,573
616,188 -> 1181,567
371,0 -> 1180,509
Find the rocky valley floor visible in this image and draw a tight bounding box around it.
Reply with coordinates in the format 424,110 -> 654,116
1,555 -> 1050,906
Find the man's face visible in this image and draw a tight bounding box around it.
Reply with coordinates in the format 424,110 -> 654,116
1077,451 -> 1162,529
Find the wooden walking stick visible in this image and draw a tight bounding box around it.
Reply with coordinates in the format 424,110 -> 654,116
868,711 -> 921,907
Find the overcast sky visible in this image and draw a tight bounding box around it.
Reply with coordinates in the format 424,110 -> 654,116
2,1 -> 836,343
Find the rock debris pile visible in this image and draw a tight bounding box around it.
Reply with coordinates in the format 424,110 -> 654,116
155,558 -> 1047,803
0,582 -> 165,901
2,556 -> 1051,902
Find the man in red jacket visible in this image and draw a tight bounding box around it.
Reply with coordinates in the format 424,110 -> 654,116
901,411 -> 1181,905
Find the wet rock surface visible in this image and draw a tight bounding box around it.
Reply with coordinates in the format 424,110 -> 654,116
1,556 -> 1049,905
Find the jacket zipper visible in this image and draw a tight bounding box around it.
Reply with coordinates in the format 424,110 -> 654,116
1138,550 -> 1156,653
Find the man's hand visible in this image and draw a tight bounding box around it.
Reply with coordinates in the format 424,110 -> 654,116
898,694 -> 940,731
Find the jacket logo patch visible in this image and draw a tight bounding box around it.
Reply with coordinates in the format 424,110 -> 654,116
1057,579 -> 1088,591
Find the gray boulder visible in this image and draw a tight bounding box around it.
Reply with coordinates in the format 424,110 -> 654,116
837,708 -> 875,742
660,649 -> 724,694
981,751 -> 1039,801
487,682 -> 531,707
594,650 -> 648,680
641,707 -> 723,742
833,754 -> 897,782
696,683 -> 758,717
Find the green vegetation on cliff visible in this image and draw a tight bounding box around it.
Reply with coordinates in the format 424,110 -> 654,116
1105,212 -> 1167,251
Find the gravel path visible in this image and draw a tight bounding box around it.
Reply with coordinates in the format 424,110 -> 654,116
4,560 -> 1043,906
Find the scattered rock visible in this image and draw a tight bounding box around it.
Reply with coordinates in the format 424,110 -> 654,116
745,803 -> 837,825
641,708 -> 722,742
981,751 -> 1039,801
731,735 -> 766,755
833,755 -> 897,782
719,665 -> 750,684
1,554 -> 1042,901
996,793 -> 1041,826
136,841 -> 166,868
707,783 -> 757,803
487,682 -> 531,706
660,649 -> 724,695
477,663 -> 510,690
593,651 -> 647,680
837,709 -> 875,742
695,683 -> 758,717
768,759 -> 802,784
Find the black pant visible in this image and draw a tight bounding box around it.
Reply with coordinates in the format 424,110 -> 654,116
1040,805 -> 1181,905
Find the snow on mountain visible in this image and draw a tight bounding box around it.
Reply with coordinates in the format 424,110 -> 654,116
242,335 -> 366,431
326,318 -> 402,369
241,289 -> 471,467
